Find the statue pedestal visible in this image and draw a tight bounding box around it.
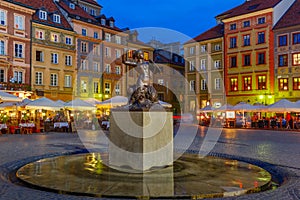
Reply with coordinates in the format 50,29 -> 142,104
109,110 -> 173,172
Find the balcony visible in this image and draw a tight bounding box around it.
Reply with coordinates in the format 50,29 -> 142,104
0,82 -> 31,91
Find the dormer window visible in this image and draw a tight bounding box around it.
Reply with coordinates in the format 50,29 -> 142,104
81,6 -> 87,12
109,21 -> 114,27
90,9 -> 96,16
53,14 -> 60,23
101,18 -> 106,25
39,10 -> 47,20
69,3 -> 75,9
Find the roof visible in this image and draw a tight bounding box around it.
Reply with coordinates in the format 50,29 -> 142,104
11,0 -> 73,31
216,0 -> 282,20
273,0 -> 300,29
58,0 -> 97,23
81,0 -> 102,8
154,49 -> 185,67
185,24 -> 223,44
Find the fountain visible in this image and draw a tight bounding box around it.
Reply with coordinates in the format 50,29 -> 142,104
16,50 -> 273,198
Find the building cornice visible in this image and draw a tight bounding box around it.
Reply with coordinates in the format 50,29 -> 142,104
222,8 -> 273,23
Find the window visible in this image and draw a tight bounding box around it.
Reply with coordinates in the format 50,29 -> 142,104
92,63 -> 99,73
105,47 -> 111,57
258,17 -> 265,24
0,40 -> 5,55
14,43 -> 23,58
278,35 -> 287,46
51,33 -> 59,42
243,54 -> 251,66
144,52 -> 149,61
257,52 -> 265,64
14,15 -> 24,30
35,72 -> 42,85
53,14 -> 60,23
39,10 -> 47,20
35,30 -> 44,39
36,50 -> 44,62
200,59 -> 206,70
69,3 -> 75,9
51,53 -> 58,64
82,28 -> 87,36
214,44 -> 221,51
189,60 -> 195,71
81,42 -> 87,52
0,10 -> 7,26
115,84 -> 120,95
50,74 -> 58,86
189,47 -> 195,55
94,31 -> 99,39
230,78 -> 238,91
65,75 -> 72,87
243,20 -> 250,27
0,69 -> 4,82
201,79 -> 207,90
279,78 -> 288,91
292,53 -> 300,65
115,49 -> 121,58
109,21 -> 114,27
65,36 -> 72,45
258,32 -> 265,44
257,75 -> 266,90
214,60 -> 221,69
90,9 -> 96,16
101,18 -> 106,25
230,56 -> 237,68
293,77 -> 300,90
243,34 -> 250,46
278,54 -> 288,67
81,80 -> 87,93
243,76 -> 252,91
158,79 -> 164,85
93,82 -> 99,93
230,37 -> 237,48
230,23 -> 236,30
105,64 -> 111,73
81,6 -> 87,12
65,55 -> 72,66
215,78 -> 221,90
293,32 -> 300,44
14,71 -> 23,83
104,83 -> 110,94
189,80 -> 195,91
81,60 -> 87,70
201,45 -> 207,53
105,33 -> 111,42
115,36 -> 121,44
115,66 -> 121,75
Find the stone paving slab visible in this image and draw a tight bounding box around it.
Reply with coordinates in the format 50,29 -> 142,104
0,128 -> 299,200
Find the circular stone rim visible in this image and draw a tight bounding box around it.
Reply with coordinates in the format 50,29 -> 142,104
15,153 -> 273,199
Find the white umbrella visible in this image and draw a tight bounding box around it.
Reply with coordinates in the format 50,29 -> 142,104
0,91 -> 22,102
56,100 -> 66,107
214,103 -> 234,112
266,99 -> 299,112
65,99 -> 95,111
97,96 -> 128,107
26,97 -> 63,111
198,105 -> 214,113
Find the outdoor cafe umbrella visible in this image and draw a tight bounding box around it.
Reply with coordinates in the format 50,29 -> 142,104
97,96 -> 128,107
198,105 -> 214,113
0,91 -> 22,102
214,103 -> 234,112
64,99 -> 95,111
25,97 -> 63,111
266,99 -> 300,112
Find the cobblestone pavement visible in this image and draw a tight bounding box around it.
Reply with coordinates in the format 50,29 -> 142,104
0,127 -> 299,200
